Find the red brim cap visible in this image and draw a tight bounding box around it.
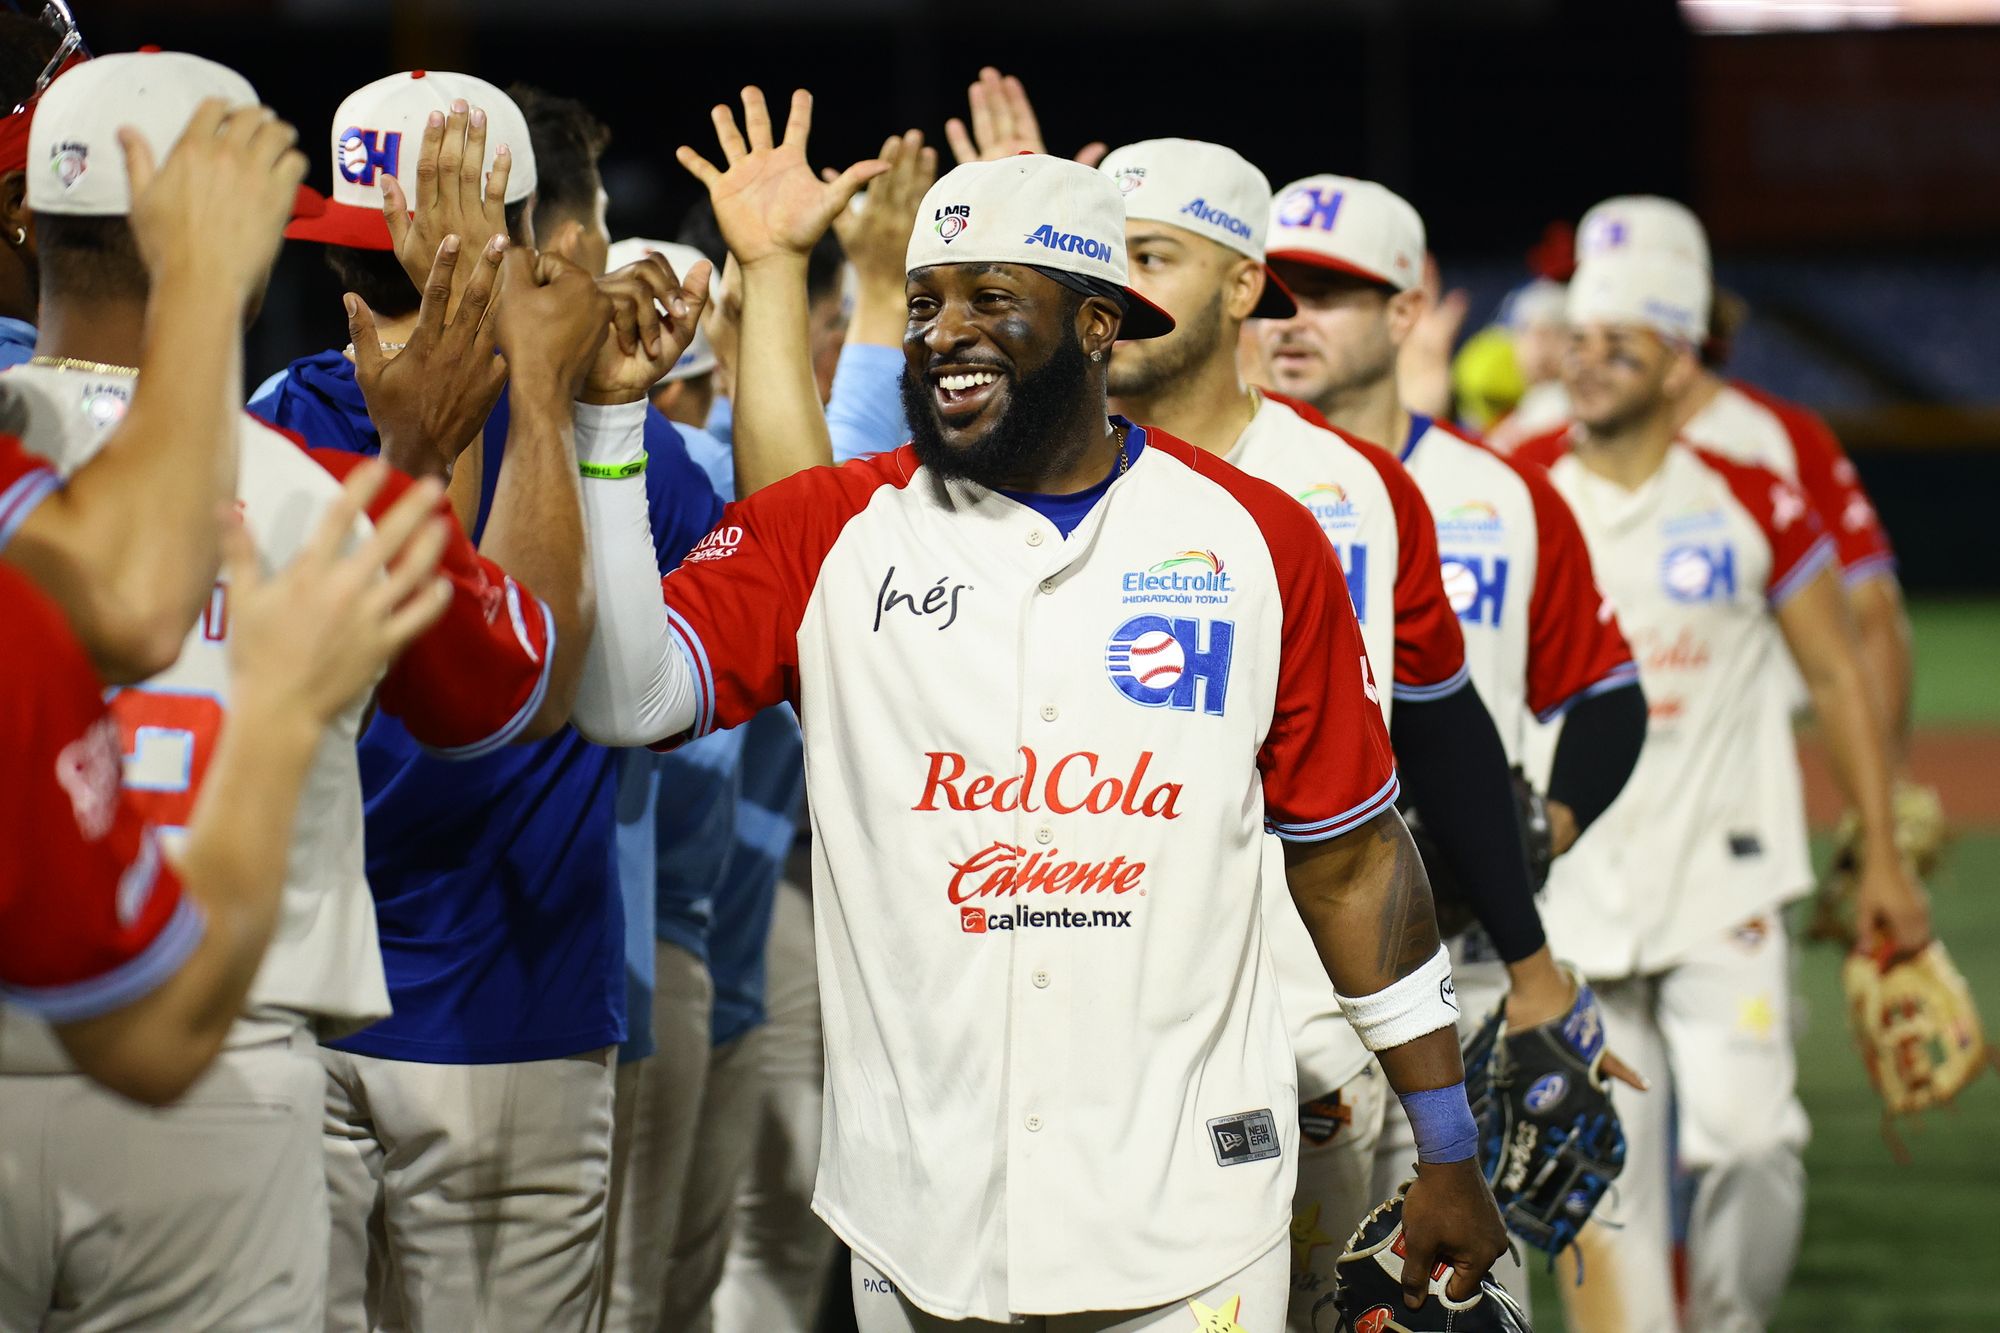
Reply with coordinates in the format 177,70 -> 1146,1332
1266,248 -> 1399,291
284,194 -> 393,251
1116,286 -> 1178,340
1253,263 -> 1298,319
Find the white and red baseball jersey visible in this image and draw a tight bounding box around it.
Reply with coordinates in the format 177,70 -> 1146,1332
1517,431 -> 1835,976
0,363 -> 554,1055
1399,415 -> 1636,762
1681,379 -> 1895,587
651,428 -> 1397,1320
0,461 -> 202,1024
1226,392 -> 1468,1099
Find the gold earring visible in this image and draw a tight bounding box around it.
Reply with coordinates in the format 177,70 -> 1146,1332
1090,350 -> 1103,362
10,228 -> 22,246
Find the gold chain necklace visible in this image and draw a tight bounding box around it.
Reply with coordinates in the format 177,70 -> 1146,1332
29,354 -> 137,376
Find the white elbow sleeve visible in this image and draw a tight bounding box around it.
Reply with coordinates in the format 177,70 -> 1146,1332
571,400 -> 698,747
1335,944 -> 1460,1051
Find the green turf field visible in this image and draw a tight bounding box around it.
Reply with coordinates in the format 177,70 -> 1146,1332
1524,600 -> 2000,1332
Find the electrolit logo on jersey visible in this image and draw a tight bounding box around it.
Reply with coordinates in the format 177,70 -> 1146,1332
1295,483 -> 1359,531
1023,224 -> 1113,261
1120,550 -> 1234,604
1441,554 -> 1509,626
1179,197 -> 1254,241
1334,542 -> 1368,623
1104,615 -> 1234,715
337,127 -> 402,186
1437,500 -> 1504,543
933,203 -> 970,243
1661,543 -> 1736,603
1274,183 -> 1343,233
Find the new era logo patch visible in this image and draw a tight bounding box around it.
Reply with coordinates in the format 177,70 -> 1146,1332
1207,1109 -> 1279,1167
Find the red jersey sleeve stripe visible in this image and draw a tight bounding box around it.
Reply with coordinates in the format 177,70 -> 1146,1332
1534,661 -> 1642,725
665,605 -> 718,739
415,594 -> 557,761
0,464 -> 59,551
1771,535 -> 1837,607
1392,662 -> 1471,702
0,884 -> 204,1023
1267,771 -> 1402,843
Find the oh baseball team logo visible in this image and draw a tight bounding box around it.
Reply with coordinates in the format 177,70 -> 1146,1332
338,127 -> 402,186
1104,615 -> 1234,715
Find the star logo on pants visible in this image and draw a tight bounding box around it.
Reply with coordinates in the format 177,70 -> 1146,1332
1187,1294 -> 1248,1333
1291,1202 -> 1337,1269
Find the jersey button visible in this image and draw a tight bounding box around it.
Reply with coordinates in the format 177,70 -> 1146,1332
1039,577 -> 1056,594
1032,969 -> 1050,989
1025,1113 -> 1044,1132
1039,704 -> 1058,722
1026,530 -> 1044,547
1034,826 -> 1053,845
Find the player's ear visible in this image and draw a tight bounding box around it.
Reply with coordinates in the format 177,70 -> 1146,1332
1224,256 -> 1264,324
1661,340 -> 1701,398
1384,285 -> 1428,346
1077,294 -> 1122,361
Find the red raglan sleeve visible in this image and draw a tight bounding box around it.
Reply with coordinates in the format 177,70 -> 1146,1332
1515,456 -> 1639,722
307,445 -> 555,758
0,568 -> 203,1022
0,433 -> 62,552
657,448 -> 910,746
1693,447 -> 1837,607
1355,439 -> 1469,700
1766,392 -> 1896,586
1182,455 -> 1399,841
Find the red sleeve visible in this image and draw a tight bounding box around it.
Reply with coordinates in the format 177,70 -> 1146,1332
1507,426 -> 1575,473
1740,385 -> 1896,585
1515,456 -> 1639,721
1354,438 -> 1468,698
307,446 -> 555,757
0,567 -> 203,1021
657,448 -> 915,747
0,431 -> 63,552
1690,447 -> 1837,606
1150,441 -> 1399,841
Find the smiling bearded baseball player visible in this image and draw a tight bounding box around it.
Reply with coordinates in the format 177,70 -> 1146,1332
567,151 -> 1508,1330
1513,250 -> 1929,1333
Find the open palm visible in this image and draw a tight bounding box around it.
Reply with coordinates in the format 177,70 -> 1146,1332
678,87 -> 886,267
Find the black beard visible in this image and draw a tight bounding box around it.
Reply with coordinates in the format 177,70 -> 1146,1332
903,330 -> 1093,490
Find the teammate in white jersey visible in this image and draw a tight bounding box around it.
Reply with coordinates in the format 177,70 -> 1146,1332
1514,250 -> 1929,1333
1516,194 -> 1914,763
571,142 -> 1509,1330
1086,141 -> 1640,1322
0,51 -> 612,1331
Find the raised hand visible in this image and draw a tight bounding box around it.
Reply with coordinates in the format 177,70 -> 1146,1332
226,461 -> 452,726
1397,253 -> 1471,420
122,99 -> 308,299
347,233 -> 509,481
380,99 -> 515,320
581,252 -> 714,405
489,248 -> 613,403
831,129 -> 936,293
942,66 -> 1107,168
676,86 -> 887,269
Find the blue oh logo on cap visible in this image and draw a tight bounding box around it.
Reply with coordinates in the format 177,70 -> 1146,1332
338,127 -> 402,187
1275,184 -> 1344,233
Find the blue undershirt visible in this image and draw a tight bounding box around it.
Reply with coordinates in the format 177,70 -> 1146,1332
995,423 -> 1147,538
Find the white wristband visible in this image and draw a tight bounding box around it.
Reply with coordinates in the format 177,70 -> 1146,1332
572,399 -> 647,469
1335,944 -> 1460,1051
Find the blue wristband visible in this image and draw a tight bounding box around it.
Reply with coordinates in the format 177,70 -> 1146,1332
1400,1083 -> 1479,1164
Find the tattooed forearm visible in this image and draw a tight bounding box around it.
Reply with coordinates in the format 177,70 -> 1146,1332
1286,807 -> 1444,999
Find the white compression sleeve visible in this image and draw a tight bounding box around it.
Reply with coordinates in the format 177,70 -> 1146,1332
568,400 -> 700,747
1334,944 -> 1460,1051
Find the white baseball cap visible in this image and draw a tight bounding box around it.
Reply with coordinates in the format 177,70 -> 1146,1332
1499,278 -> 1568,332
28,50 -> 258,216
1266,174 -> 1424,293
286,70 -> 538,251
1576,195 -> 1711,271
606,237 -> 717,383
906,154 -> 1175,340
1566,251 -> 1711,345
1098,138 -> 1296,319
